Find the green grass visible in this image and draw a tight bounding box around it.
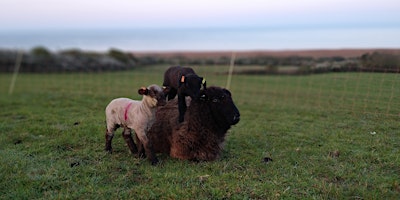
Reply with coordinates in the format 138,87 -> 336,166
1,65 -> 399,199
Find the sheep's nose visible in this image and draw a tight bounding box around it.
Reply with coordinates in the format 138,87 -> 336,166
232,114 -> 240,125
192,93 -> 200,100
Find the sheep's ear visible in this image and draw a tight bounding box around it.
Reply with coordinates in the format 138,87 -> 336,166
223,88 -> 232,96
138,87 -> 149,95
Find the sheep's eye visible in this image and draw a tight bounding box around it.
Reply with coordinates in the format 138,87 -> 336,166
212,99 -> 219,103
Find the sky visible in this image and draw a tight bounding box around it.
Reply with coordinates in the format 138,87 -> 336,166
0,0 -> 399,50
1,0 -> 399,30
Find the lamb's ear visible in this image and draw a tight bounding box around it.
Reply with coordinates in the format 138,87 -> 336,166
201,77 -> 207,89
179,75 -> 185,87
162,86 -> 170,94
138,87 -> 149,95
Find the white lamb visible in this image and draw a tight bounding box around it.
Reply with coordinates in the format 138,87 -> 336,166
105,84 -> 166,165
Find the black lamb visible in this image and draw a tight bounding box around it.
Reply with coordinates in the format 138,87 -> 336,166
162,66 -> 206,123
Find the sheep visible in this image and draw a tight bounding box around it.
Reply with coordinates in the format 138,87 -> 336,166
162,66 -> 206,123
147,86 -> 240,161
104,84 -> 166,165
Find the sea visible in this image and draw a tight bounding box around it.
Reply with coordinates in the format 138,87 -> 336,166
1,27 -> 399,52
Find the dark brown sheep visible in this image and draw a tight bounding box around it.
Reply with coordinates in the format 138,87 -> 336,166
147,86 -> 240,161
162,66 -> 206,123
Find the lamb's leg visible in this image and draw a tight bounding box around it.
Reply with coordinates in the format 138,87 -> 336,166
135,134 -> 145,158
178,94 -> 186,123
105,124 -> 120,152
122,127 -> 138,154
105,129 -> 115,153
136,131 -> 159,165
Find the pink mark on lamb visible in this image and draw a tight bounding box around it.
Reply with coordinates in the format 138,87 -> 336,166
124,102 -> 133,121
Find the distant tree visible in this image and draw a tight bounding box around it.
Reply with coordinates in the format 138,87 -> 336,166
266,65 -> 278,74
31,46 -> 52,58
361,52 -> 400,70
108,48 -> 136,65
59,49 -> 84,57
30,46 -> 57,72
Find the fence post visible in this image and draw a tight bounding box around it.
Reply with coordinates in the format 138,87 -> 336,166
226,52 -> 236,89
9,50 -> 23,95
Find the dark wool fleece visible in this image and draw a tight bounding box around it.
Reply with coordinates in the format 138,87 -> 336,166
147,86 -> 240,161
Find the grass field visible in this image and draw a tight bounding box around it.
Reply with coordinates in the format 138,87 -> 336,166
0,65 -> 399,199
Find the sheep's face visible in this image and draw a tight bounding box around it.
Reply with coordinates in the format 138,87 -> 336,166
138,85 -> 166,107
200,87 -> 240,126
179,74 -> 204,100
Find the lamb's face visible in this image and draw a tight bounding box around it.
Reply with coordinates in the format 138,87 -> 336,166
138,85 -> 166,107
180,75 -> 204,100
201,87 -> 240,126
148,85 -> 166,106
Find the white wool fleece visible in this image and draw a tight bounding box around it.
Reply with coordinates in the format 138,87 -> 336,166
105,95 -> 158,143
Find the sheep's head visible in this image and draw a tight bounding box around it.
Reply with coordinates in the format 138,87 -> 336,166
138,84 -> 166,107
178,74 -> 206,100
199,86 -> 240,127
